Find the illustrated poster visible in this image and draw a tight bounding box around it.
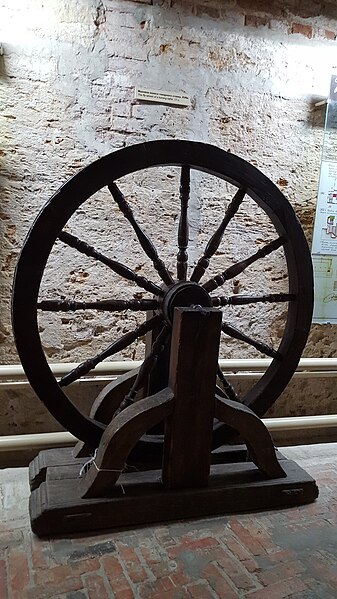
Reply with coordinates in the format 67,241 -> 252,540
312,74 -> 337,322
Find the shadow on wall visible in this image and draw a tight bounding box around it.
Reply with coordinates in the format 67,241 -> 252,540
308,97 -> 327,129
0,44 -> 5,78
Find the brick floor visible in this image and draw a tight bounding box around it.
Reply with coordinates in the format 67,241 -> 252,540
1,444 -> 337,598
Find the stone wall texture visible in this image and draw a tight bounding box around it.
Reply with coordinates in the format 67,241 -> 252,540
1,0 -> 337,435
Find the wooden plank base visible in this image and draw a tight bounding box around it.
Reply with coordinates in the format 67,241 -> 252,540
28,444 -> 286,492
29,449 -> 318,537
29,447 -> 87,492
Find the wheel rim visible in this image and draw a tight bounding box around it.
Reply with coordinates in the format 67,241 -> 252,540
12,140 -> 313,446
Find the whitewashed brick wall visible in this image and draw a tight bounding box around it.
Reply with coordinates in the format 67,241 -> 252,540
1,0 -> 337,433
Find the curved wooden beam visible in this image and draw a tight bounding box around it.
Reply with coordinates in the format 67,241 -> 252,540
214,394 -> 286,479
80,387 -> 174,498
73,367 -> 140,458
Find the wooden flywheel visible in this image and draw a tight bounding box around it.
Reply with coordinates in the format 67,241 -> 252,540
11,140 -> 318,536
12,140 -> 313,445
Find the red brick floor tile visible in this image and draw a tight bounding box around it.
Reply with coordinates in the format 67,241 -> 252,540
115,590 -> 135,599
228,518 -> 267,556
102,554 -> 135,596
223,534 -> 259,572
187,581 -> 217,598
7,549 -> 30,599
248,576 -> 307,598
203,563 -> 238,599
168,536 -> 219,559
138,575 -> 175,598
0,559 -> 8,599
82,572 -> 110,599
215,550 -> 259,591
257,560 -> 305,586
116,542 -> 148,583
139,544 -> 170,578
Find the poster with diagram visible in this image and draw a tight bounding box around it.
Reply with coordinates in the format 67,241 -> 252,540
311,161 -> 337,255
312,255 -> 337,323
312,74 -> 337,323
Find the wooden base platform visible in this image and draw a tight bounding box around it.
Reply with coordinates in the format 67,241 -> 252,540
29,446 -> 318,537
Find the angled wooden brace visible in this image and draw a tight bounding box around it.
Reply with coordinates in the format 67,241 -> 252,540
215,394 -> 286,479
74,367 -> 140,457
80,387 -> 174,498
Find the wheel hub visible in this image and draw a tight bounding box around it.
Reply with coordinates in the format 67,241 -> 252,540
161,281 -> 212,324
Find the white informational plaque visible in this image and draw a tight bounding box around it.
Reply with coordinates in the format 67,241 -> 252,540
134,86 -> 190,107
312,74 -> 337,323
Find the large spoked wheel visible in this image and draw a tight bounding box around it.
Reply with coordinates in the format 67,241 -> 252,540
12,140 -> 313,449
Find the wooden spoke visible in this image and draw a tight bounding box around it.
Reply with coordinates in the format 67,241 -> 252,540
37,299 -> 159,312
191,188 -> 246,283
108,182 -> 174,286
177,166 -> 190,281
118,324 -> 170,411
203,236 -> 286,293
59,314 -> 162,387
212,292 -> 295,307
217,365 -> 239,402
58,231 -> 163,296
221,321 -> 281,360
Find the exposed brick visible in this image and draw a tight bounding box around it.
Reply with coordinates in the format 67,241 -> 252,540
244,15 -> 270,28
30,560 -> 100,598
224,536 -> 259,572
7,550 -> 30,599
203,563 -> 238,599
237,0 -> 271,8
187,582 -> 215,598
0,529 -> 24,551
70,559 -> 101,575
82,572 -> 110,599
243,518 -> 276,553
138,575 -> 175,598
102,554 -> 124,578
0,560 -> 8,599
115,590 -> 135,599
307,554 -> 337,587
27,560 -> 91,599
323,30 -> 336,40
291,23 -> 313,38
248,576 -> 307,598
195,4 -> 221,19
228,519 -> 266,556
169,568 -> 191,587
267,549 -> 295,564
139,545 -> 169,578
168,535 -> 219,559
215,550 -> 259,591
31,537 -> 50,571
152,589 -> 191,599
102,554 -> 133,595
116,543 -> 147,583
257,560 -> 305,586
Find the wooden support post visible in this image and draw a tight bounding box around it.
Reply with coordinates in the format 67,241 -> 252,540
162,307 -> 222,489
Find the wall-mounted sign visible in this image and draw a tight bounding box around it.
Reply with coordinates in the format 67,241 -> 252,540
134,86 -> 190,107
312,73 -> 337,323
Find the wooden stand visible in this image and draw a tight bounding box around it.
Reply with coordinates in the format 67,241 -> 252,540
29,308 -> 318,537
